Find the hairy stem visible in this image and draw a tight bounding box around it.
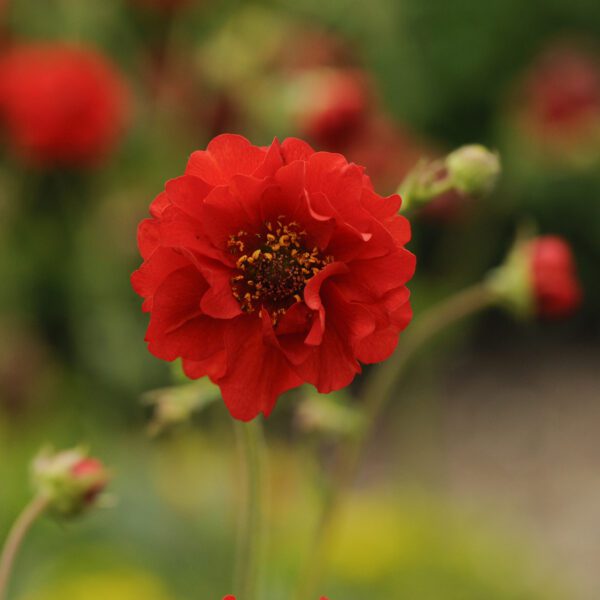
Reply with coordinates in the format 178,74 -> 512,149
0,495 -> 49,600
234,419 -> 267,600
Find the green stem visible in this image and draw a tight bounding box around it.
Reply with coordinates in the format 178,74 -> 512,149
233,419 -> 267,600
295,283 -> 494,600
0,495 -> 49,600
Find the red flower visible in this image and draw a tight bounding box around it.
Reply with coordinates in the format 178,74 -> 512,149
529,236 -> 582,318
132,134 -> 414,420
525,46 -> 600,133
0,43 -> 130,167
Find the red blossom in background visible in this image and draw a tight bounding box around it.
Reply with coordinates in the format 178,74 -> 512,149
132,134 -> 414,421
529,236 -> 582,318
297,69 -> 370,151
0,43 -> 130,167
517,43 -> 600,149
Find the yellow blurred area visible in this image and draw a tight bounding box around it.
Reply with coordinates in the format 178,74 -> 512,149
21,570 -> 174,600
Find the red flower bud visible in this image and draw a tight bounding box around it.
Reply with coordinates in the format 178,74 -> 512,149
529,236 -> 582,318
70,457 -> 109,505
32,447 -> 110,517
487,234 -> 582,319
0,43 -> 130,167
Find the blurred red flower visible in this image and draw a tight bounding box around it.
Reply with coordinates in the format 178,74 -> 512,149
529,236 -> 582,318
132,134 -> 414,420
0,43 -> 130,167
296,69 -> 370,151
525,46 -> 600,134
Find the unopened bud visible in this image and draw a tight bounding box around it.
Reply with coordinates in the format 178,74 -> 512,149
445,144 -> 501,196
32,447 -> 110,517
486,234 -> 582,319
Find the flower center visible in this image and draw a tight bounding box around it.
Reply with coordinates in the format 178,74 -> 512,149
228,220 -> 332,322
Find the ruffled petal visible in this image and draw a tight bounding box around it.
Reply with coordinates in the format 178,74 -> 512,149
146,267 -> 225,362
131,246 -> 190,311
281,137 -> 315,163
185,134 -> 268,185
217,314 -> 303,421
182,352 -> 227,380
165,175 -> 212,221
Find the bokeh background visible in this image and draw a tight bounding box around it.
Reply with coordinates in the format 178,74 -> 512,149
0,0 -> 599,598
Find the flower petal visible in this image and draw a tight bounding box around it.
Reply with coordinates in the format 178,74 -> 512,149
217,314 -> 303,421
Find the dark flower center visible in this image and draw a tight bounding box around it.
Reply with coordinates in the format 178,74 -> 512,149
228,220 -> 332,323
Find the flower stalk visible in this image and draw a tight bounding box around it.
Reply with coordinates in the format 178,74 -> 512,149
234,419 -> 267,600
295,282 -> 495,600
0,495 -> 49,600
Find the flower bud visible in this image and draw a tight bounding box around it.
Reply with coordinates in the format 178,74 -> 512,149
487,234 -> 582,319
445,144 -> 501,196
32,447 -> 110,517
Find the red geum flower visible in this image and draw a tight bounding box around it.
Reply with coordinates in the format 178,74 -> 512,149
0,43 -> 129,167
529,236 -> 582,318
132,134 -> 414,421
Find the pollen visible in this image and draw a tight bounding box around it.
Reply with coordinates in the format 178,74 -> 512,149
228,221 -> 332,324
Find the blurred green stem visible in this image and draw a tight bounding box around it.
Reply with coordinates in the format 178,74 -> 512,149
0,495 -> 49,600
234,419 -> 267,600
295,282 -> 494,600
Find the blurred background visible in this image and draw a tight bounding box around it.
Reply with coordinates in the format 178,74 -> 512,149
0,0 -> 599,598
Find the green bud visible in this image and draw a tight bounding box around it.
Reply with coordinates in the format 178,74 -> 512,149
445,144 -> 501,196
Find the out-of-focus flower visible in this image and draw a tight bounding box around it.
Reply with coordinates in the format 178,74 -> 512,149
487,234 -> 582,319
506,42 -> 600,166
524,44 -> 600,138
289,69 -> 370,150
132,134 -> 415,421
529,236 -> 583,318
0,43 -> 130,168
32,447 -> 110,516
